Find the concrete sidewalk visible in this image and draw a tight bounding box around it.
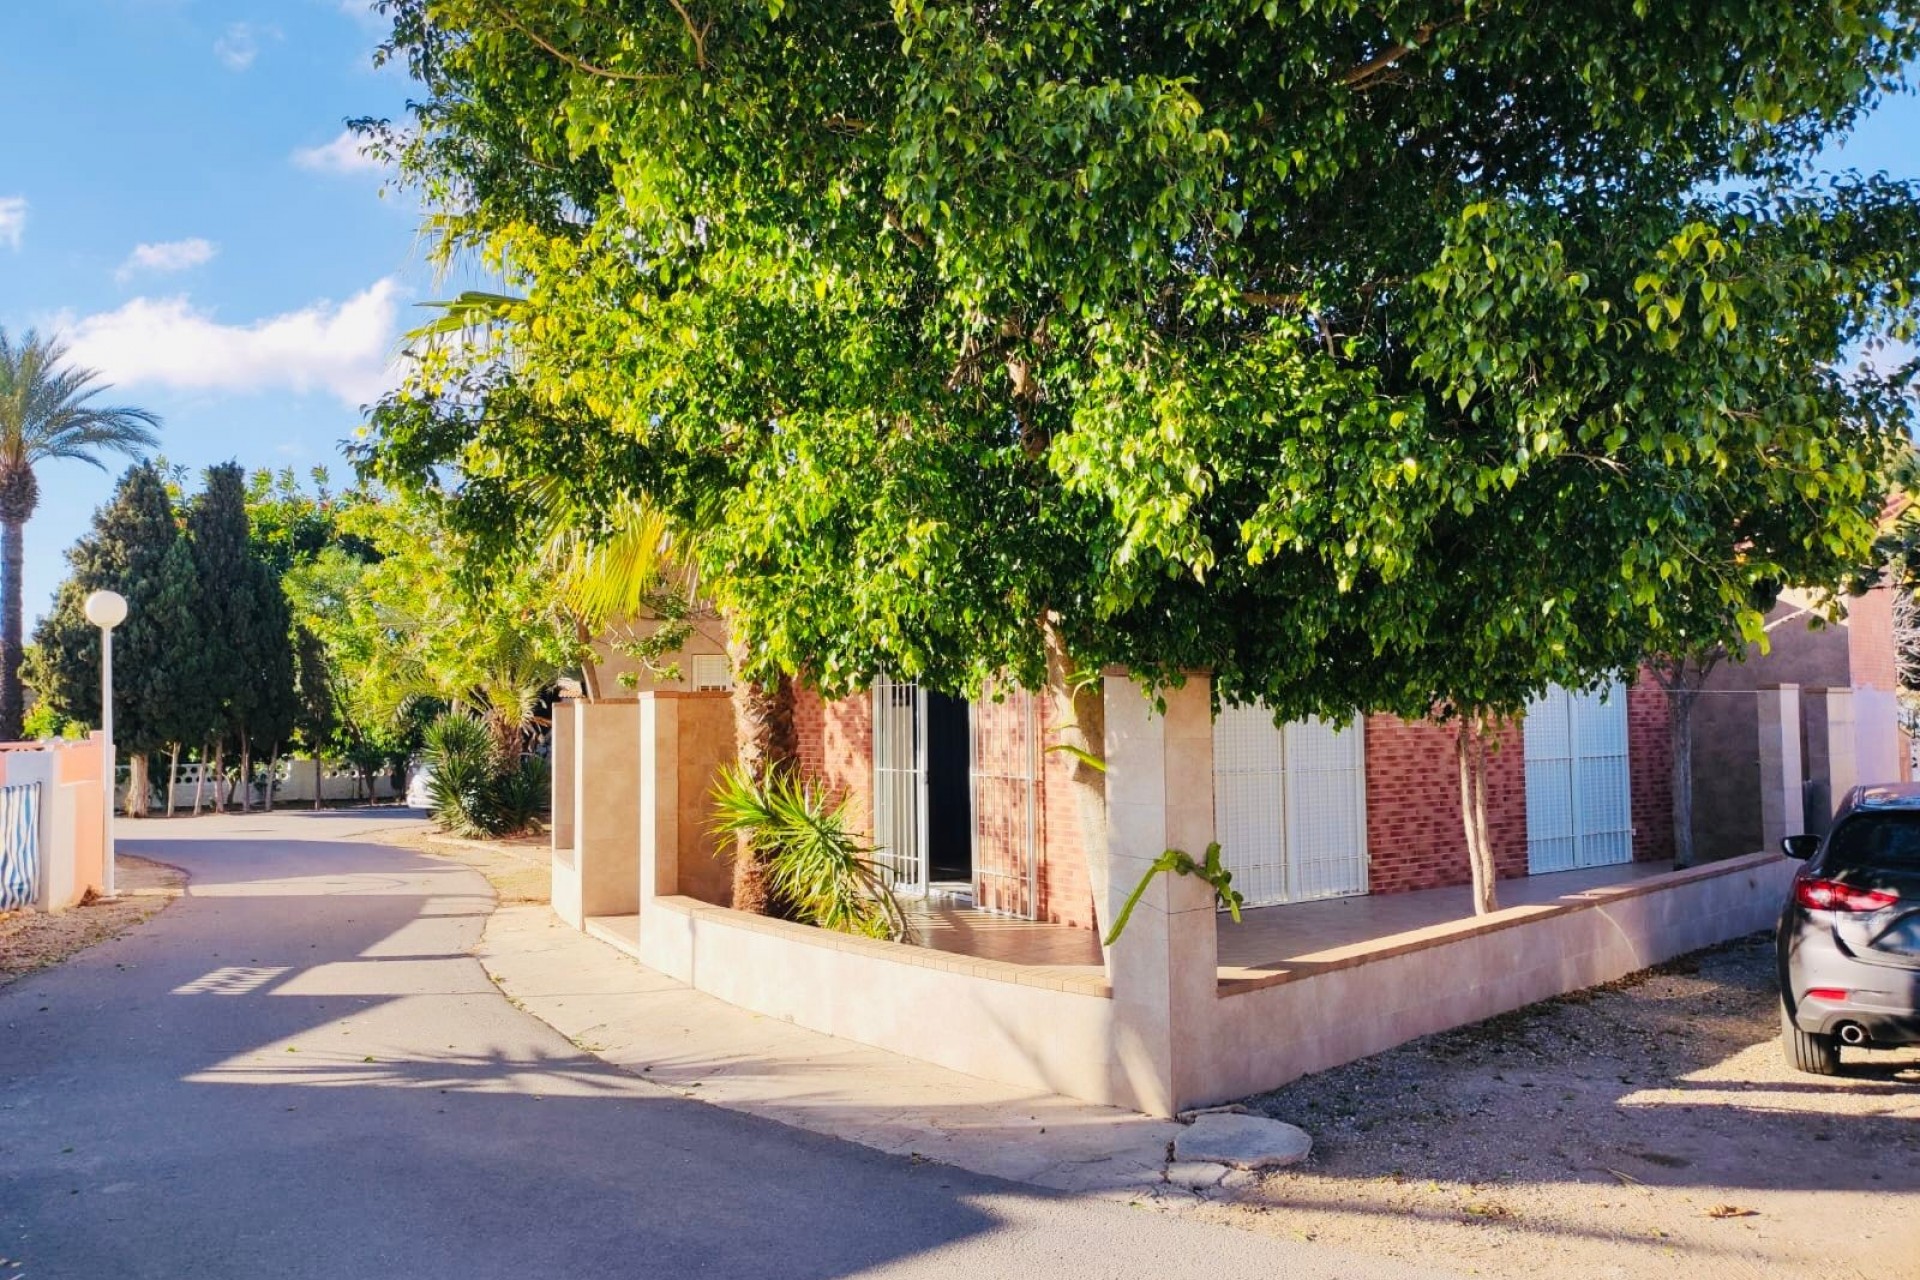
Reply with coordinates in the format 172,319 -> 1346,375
476,904 -> 1200,1200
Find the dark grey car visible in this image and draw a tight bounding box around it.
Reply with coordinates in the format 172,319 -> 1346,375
1778,784 -> 1920,1073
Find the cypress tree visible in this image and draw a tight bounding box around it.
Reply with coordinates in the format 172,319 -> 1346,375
26,463 -> 185,815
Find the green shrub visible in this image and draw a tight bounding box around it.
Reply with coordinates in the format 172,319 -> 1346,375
421,712 -> 548,838
494,754 -> 550,835
710,765 -> 908,941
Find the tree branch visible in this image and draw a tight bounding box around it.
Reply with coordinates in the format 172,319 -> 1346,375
1342,19 -> 1452,89
486,0 -> 675,81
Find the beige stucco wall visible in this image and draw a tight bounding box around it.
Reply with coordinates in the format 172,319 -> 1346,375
586,615 -> 731,699
1195,852 -> 1794,1105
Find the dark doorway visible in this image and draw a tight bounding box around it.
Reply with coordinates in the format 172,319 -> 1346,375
924,692 -> 972,883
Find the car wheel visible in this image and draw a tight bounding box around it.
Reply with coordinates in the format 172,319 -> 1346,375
1781,1005 -> 1841,1075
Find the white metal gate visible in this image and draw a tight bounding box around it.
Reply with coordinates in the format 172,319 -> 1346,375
1524,681 -> 1633,873
1212,705 -> 1368,908
872,677 -> 927,894
969,685 -> 1039,919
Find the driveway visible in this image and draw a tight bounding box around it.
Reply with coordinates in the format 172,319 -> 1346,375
1223,933 -> 1920,1280
1,811 -> 1446,1280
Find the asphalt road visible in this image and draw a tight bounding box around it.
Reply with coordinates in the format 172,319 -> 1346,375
1,811 -> 1454,1280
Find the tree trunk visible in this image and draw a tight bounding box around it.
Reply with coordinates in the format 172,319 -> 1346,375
576,619 -> 604,702
314,757 -> 324,810
727,637 -> 798,917
211,741 -> 226,813
126,753 -> 149,818
1043,617 -> 1110,954
1456,713 -> 1500,915
166,743 -> 180,818
0,516 -> 25,741
1670,687 -> 1698,869
238,733 -> 252,813
192,742 -> 207,816
264,745 -> 280,812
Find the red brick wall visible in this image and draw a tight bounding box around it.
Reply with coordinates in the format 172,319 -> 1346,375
1627,674 -> 1675,863
1035,713 -> 1095,928
1362,715 -> 1528,894
791,686 -> 874,837
1847,585 -> 1899,692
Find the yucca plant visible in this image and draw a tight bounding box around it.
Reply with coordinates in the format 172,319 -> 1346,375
423,711 -> 505,837
493,753 -> 550,835
710,765 -> 908,941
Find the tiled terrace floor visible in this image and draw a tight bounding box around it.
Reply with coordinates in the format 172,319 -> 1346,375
898,858 -> 1682,978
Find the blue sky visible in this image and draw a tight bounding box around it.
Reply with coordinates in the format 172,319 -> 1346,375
0,5 -> 1917,628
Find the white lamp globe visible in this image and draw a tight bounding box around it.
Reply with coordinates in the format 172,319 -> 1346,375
83,590 -> 128,630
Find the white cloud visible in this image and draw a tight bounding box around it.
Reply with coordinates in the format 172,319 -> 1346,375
115,237 -> 217,283
214,23 -> 277,71
0,197 -> 25,250
59,279 -> 405,407
292,129 -> 385,175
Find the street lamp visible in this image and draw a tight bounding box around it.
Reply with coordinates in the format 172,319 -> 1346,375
83,589 -> 127,896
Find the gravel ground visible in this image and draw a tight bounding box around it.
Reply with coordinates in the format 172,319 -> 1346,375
1210,933 -> 1920,1280
0,855 -> 184,985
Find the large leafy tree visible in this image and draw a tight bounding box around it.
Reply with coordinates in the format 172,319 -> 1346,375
27,464 -> 191,815
0,329 -> 160,739
362,1 -> 1920,916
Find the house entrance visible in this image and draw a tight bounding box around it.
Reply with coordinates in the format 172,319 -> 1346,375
871,679 -> 1039,918
1212,705 -> 1369,907
1524,681 -> 1633,873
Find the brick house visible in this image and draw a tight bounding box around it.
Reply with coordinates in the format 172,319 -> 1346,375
760,584 -> 1905,934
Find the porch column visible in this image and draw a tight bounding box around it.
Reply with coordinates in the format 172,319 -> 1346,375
550,698 -> 578,854
1824,688 -> 1858,822
572,700 -> 643,923
1757,684 -> 1804,854
637,693 -> 680,907
1103,673 -> 1218,1117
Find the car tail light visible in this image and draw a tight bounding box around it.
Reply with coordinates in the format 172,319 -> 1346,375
1795,878 -> 1900,912
1804,987 -> 1849,1002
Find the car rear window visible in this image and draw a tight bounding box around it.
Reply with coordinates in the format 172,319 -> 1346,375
1824,811 -> 1920,871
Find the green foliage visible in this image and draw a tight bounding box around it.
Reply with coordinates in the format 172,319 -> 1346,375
21,695 -> 75,741
421,710 -> 547,837
709,765 -> 907,941
27,463 -> 204,756
359,2 -> 1920,727
1103,843 -> 1243,947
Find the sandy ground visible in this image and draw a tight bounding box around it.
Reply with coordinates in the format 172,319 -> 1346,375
390,829 -> 552,905
0,855 -> 185,986
1210,934 -> 1920,1280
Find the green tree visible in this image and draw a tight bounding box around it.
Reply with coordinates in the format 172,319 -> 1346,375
144,538 -> 218,816
26,464 -> 187,815
187,463 -> 297,811
0,329 -> 160,739
362,2 -> 1920,916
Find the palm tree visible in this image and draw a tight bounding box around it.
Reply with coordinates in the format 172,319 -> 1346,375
0,330 -> 161,738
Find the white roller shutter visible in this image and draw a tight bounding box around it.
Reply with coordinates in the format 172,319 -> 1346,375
1525,682 -> 1633,873
1212,705 -> 1368,907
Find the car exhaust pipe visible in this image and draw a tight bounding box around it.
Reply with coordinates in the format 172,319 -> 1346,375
1837,1022 -> 1868,1046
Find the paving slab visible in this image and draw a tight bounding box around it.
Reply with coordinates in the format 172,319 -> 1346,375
1173,1111 -> 1314,1169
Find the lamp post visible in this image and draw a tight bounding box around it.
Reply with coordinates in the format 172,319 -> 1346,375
83,589 -> 127,897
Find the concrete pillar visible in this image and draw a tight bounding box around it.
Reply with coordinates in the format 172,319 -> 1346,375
1758,684 -> 1804,854
573,700 -> 643,922
638,694 -> 680,908
550,699 -> 578,854
1102,674 -> 1218,1117
1824,688 -> 1857,820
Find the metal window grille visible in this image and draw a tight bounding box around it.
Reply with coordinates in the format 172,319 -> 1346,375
969,683 -> 1039,920
1524,681 -> 1634,873
871,677 -> 926,893
1212,705 -> 1368,908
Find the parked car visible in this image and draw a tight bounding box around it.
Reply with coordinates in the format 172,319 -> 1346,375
1778,784 -> 1920,1073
